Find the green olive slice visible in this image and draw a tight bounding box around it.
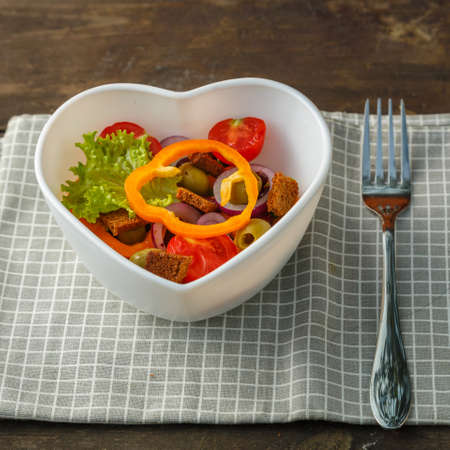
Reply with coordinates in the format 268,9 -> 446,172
234,218 -> 271,250
117,226 -> 147,245
179,162 -> 210,196
129,248 -> 152,268
229,172 -> 262,204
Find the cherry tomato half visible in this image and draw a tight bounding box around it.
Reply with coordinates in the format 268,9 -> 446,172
166,235 -> 238,283
99,121 -> 162,155
208,117 -> 266,164
99,121 -> 146,138
147,135 -> 162,155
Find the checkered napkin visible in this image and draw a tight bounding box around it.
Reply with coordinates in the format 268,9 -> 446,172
0,112 -> 449,425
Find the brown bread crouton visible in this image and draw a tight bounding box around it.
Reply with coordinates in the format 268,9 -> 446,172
176,187 -> 218,213
144,249 -> 192,283
100,208 -> 147,236
267,172 -> 299,217
189,152 -> 224,177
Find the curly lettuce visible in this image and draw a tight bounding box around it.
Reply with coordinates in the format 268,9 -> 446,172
61,130 -> 179,223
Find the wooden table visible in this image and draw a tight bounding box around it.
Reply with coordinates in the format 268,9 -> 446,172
1,1 -> 449,448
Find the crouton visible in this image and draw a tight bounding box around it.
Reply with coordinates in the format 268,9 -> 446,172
189,152 -> 224,177
144,249 -> 192,283
267,172 -> 299,217
176,187 -> 218,213
100,209 -> 147,236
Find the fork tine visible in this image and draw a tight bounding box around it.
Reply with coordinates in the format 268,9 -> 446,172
400,99 -> 411,187
388,99 -> 397,185
376,98 -> 384,184
362,99 -> 371,184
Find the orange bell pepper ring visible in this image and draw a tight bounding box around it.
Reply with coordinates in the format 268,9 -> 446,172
124,139 -> 258,238
80,218 -> 154,258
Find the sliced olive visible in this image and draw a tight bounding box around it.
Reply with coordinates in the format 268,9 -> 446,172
179,163 -> 210,196
117,226 -> 147,245
129,248 -> 152,268
234,218 -> 271,250
229,172 -> 262,204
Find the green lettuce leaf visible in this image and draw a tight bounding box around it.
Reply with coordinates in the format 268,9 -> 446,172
61,130 -> 180,222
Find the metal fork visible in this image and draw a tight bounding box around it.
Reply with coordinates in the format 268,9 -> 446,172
362,99 -> 411,429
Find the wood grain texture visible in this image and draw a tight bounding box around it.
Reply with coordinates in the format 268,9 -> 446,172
1,419 -> 450,450
0,0 -> 449,131
0,0 -> 449,447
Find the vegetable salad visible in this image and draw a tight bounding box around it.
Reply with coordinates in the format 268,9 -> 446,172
62,118 -> 299,283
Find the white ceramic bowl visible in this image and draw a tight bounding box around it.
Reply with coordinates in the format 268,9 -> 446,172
35,78 -> 331,322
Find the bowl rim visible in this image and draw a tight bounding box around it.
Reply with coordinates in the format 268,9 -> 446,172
34,77 -> 331,291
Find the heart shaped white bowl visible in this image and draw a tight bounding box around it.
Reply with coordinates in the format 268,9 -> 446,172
35,78 -> 331,322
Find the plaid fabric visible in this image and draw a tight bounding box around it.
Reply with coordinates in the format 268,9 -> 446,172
0,113 -> 449,424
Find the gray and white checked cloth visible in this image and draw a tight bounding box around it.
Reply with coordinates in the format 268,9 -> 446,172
0,112 -> 449,425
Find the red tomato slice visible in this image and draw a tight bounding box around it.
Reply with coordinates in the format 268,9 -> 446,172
166,235 -> 238,282
99,121 -> 146,138
99,121 -> 162,155
147,135 -> 162,155
208,117 -> 266,164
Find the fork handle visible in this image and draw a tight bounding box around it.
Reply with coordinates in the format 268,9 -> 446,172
369,229 -> 411,429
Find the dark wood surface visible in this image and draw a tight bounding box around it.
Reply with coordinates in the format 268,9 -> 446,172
1,0 -> 449,133
1,0 -> 449,448
1,419 -> 450,450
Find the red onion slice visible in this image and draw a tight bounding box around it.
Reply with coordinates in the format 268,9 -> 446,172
166,202 -> 202,224
197,212 -> 226,226
175,157 -> 190,168
160,135 -> 189,148
152,202 -> 201,249
213,164 -> 274,218
160,136 -> 191,167
151,223 -> 167,249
